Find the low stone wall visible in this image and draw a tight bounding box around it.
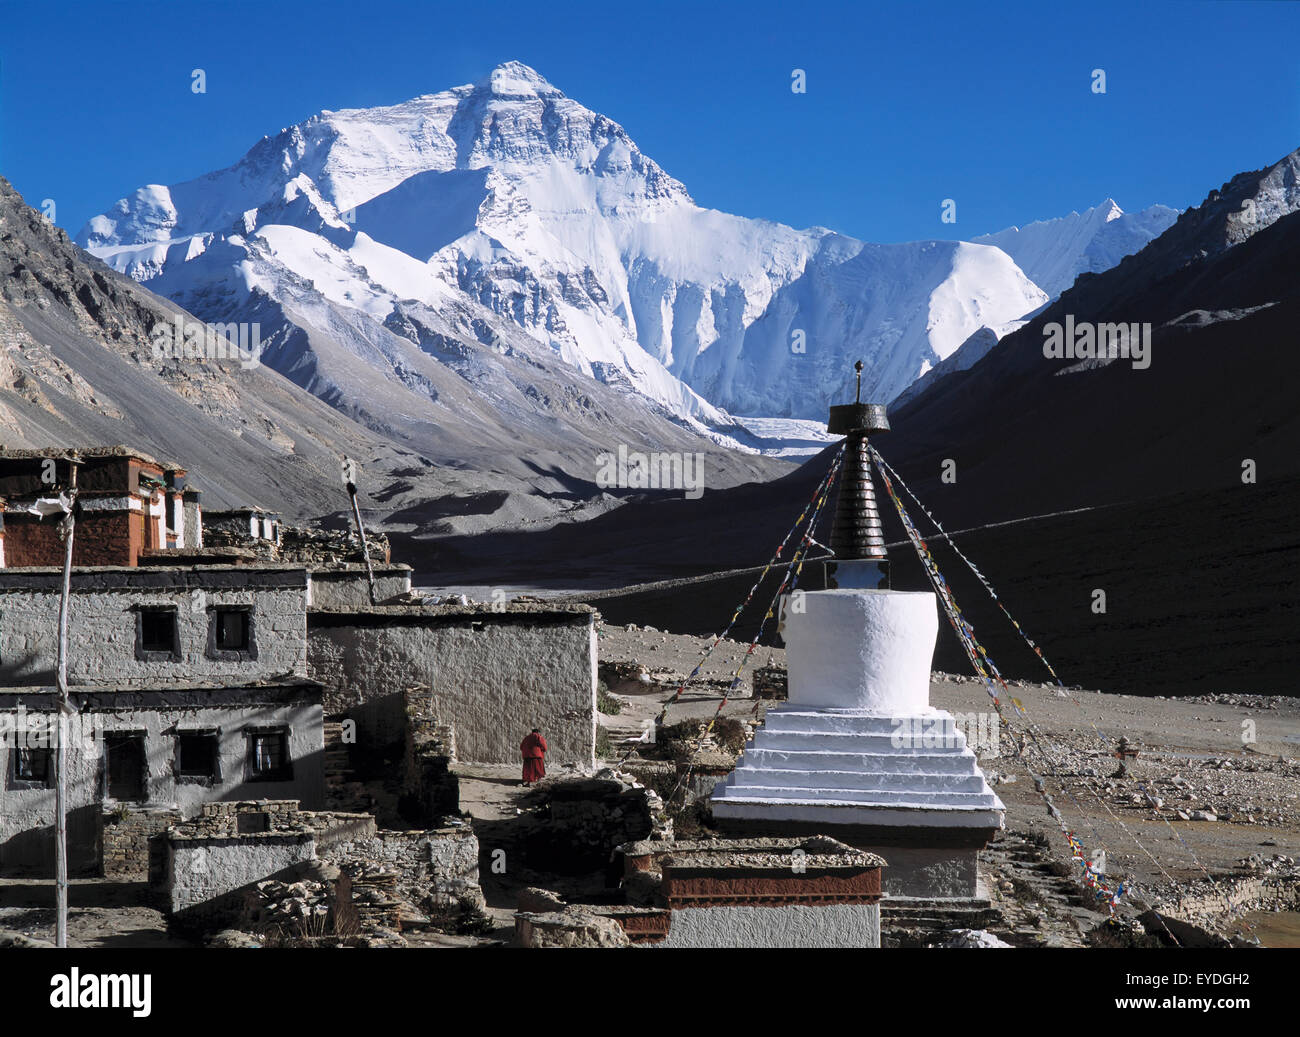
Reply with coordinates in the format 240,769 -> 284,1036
101,807 -> 183,880
165,799 -> 481,931
1157,870 -> 1300,924
321,827 -> 480,910
165,800 -> 376,923
753,666 -> 788,700
514,908 -> 631,948
169,832 -> 317,923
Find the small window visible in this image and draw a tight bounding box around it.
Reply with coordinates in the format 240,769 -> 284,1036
176,732 -> 220,783
247,729 -> 292,782
214,609 -> 249,650
207,607 -> 256,661
136,607 -> 179,659
11,747 -> 52,787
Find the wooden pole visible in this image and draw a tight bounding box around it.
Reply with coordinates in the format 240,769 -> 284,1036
343,460 -> 377,605
53,459 -> 79,949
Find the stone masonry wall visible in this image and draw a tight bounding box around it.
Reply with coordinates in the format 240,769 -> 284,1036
101,806 -> 183,879
165,801 -> 375,919
320,827 -> 480,910
401,692 -> 459,824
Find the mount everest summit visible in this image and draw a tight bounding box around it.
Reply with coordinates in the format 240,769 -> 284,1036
79,61 -> 1177,431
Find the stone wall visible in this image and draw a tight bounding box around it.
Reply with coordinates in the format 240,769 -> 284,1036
401,692 -> 459,824
100,806 -> 183,879
307,605 -> 597,765
521,770 -> 671,874
169,833 -> 317,921
281,527 -> 391,566
0,567 -> 308,687
165,800 -> 373,921
753,666 -> 788,700
320,827 -> 479,910
166,800 -> 480,928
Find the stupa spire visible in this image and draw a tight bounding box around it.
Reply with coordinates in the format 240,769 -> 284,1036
825,360 -> 890,589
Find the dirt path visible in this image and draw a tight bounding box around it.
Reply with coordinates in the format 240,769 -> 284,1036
0,878 -> 199,948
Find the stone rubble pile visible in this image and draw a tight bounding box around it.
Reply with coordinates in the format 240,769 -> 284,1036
343,863 -> 403,931
520,769 -> 672,874
251,878 -> 334,931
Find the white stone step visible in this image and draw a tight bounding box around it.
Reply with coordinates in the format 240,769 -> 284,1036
739,747 -> 981,774
723,766 -> 990,794
755,728 -> 969,753
762,710 -> 962,737
710,784 -> 1002,808
709,797 -> 1006,828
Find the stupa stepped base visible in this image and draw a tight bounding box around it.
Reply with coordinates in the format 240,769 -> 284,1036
709,707 -> 1005,899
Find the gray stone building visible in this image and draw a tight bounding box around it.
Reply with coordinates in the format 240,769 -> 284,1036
0,566 -> 326,873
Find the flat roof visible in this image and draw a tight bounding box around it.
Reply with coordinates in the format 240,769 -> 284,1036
0,445 -> 178,468
0,675 -> 322,695
309,601 -> 596,620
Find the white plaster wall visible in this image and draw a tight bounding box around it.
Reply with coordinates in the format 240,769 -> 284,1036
169,836 -> 315,914
306,569 -> 412,609
783,590 -> 938,712
0,576 -> 308,686
170,493 -> 185,548
307,614 -> 596,766
656,903 -> 881,948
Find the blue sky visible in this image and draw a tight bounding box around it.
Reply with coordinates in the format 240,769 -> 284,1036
1,0 -> 1297,243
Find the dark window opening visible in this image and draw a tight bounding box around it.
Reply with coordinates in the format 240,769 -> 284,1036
138,608 -> 178,656
105,734 -> 146,802
248,730 -> 291,782
13,747 -> 51,785
176,733 -> 219,781
214,609 -> 250,651
237,811 -> 270,834
207,606 -> 256,661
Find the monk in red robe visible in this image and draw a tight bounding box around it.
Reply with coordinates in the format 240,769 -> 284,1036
520,728 -> 547,786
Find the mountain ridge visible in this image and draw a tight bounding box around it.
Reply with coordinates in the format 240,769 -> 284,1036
77,61 -> 1055,425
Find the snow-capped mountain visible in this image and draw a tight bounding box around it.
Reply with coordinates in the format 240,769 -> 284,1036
79,61 -> 1050,425
973,199 -> 1180,300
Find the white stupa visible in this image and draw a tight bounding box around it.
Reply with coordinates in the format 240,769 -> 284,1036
711,371 -> 1005,899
